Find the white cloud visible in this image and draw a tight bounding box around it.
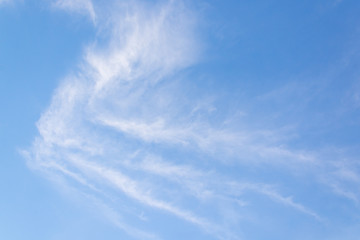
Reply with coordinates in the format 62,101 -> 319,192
53,0 -> 96,23
25,1 -> 229,238
25,0 -> 359,239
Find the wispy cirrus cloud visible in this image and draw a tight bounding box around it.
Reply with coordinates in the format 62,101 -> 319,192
23,0 -> 360,239
53,0 -> 96,22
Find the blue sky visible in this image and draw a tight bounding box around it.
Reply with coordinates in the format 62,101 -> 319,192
1,0 -> 360,239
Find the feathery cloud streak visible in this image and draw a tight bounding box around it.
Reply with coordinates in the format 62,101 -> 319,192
24,0 -> 360,239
